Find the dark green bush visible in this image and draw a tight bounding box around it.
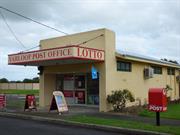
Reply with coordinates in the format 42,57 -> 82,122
107,89 -> 135,112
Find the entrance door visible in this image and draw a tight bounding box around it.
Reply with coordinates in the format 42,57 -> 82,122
74,75 -> 86,104
87,73 -> 99,105
63,75 -> 75,104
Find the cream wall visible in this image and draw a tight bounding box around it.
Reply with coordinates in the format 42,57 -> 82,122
40,29 -> 106,50
39,74 -> 56,107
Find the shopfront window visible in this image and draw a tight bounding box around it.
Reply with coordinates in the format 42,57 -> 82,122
56,73 -> 99,105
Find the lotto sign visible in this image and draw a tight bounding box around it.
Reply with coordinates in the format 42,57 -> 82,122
0,95 -> 6,109
148,88 -> 167,112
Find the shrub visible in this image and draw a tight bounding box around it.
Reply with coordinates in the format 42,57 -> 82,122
164,84 -> 173,93
164,85 -> 173,102
107,89 -> 135,112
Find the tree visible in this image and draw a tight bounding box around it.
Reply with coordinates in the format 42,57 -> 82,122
164,84 -> 173,94
32,77 -> 39,83
107,89 -> 135,111
23,78 -> 33,83
169,60 -> 179,64
23,77 -> 39,83
164,85 -> 173,102
16,80 -> 22,83
161,58 -> 179,64
0,78 -> 9,83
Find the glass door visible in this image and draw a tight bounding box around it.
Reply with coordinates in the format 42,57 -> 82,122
87,73 -> 99,105
63,74 -> 75,104
74,75 -> 86,104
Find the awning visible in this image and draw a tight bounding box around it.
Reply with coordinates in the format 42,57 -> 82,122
8,45 -> 105,66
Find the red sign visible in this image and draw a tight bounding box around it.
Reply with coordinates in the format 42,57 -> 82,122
77,47 -> 103,60
24,95 -> 37,111
148,88 -> 167,112
75,91 -> 85,104
0,95 -> 6,109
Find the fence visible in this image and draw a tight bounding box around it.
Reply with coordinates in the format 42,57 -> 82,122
0,83 -> 39,90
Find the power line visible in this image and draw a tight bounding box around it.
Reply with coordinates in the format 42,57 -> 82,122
0,6 -> 103,52
22,45 -> 40,52
76,34 -> 104,46
20,34 -> 104,53
19,34 -> 104,53
0,6 -> 69,35
0,9 -> 26,48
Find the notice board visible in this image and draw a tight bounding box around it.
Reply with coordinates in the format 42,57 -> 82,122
49,91 -> 68,113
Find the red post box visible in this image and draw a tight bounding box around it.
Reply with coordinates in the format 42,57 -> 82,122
148,88 -> 167,112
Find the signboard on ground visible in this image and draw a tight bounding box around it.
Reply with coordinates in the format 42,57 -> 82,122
49,91 -> 68,114
0,95 -> 6,109
24,94 -> 37,111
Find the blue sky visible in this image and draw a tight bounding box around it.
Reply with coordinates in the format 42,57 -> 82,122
0,0 -> 180,81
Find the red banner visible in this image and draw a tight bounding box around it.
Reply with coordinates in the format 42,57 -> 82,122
63,91 -> 73,97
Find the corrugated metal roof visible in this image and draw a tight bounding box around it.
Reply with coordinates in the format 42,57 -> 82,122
116,50 -> 180,68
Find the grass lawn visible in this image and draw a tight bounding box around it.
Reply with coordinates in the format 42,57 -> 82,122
66,115 -> 180,135
139,103 -> 180,120
0,89 -> 39,95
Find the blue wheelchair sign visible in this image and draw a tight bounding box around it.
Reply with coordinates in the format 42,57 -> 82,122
91,66 -> 98,79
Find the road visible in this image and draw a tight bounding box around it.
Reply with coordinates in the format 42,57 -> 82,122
0,117 -> 124,135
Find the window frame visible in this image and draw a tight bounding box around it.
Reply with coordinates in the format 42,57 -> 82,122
151,66 -> 162,75
167,68 -> 175,75
117,61 -> 132,72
